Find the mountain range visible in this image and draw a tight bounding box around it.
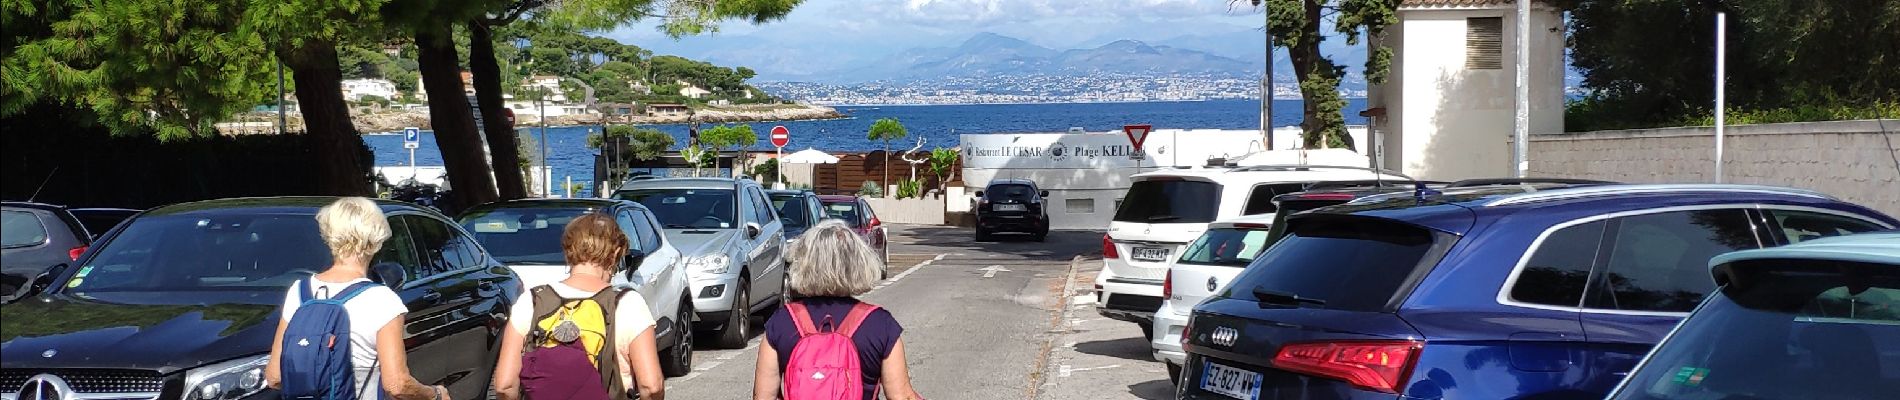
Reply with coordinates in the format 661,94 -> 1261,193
832,32 -> 1262,82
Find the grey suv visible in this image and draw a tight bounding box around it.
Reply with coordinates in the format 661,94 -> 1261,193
615,178 -> 787,348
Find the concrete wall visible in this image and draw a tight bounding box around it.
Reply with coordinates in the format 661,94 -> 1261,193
1529,119 -> 1900,217
1374,5 -> 1565,181
864,196 -> 946,225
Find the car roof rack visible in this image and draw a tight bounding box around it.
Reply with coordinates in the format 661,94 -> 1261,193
1446,178 -> 1617,188
1484,184 -> 1834,207
1302,179 -> 1448,191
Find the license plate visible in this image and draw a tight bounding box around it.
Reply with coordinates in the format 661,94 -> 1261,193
996,204 -> 1026,211
1132,247 -> 1170,262
1200,360 -> 1262,400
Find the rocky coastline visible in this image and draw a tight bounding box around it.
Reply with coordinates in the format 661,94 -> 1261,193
218,103 -> 845,135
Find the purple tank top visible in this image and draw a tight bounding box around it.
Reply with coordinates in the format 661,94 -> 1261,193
765,297 -> 903,400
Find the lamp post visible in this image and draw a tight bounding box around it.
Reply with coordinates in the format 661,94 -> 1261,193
1254,0 -> 1273,149
1714,10 -> 1727,183
1511,0 -> 1531,178
538,88 -> 549,197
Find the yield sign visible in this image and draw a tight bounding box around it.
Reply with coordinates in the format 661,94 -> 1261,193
1122,124 -> 1153,151
770,125 -> 790,148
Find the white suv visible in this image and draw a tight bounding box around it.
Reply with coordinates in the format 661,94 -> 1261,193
1095,165 -> 1406,338
1148,214 -> 1276,383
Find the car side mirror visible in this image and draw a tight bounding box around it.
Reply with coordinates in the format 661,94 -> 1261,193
973,190 -> 985,198
623,249 -> 649,281
1039,190 -> 1050,198
370,262 -> 408,288
15,263 -> 69,301
746,222 -> 762,239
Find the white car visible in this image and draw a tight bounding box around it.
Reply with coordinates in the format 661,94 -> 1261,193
1148,214 -> 1277,383
456,199 -> 696,377
1096,165 -> 1408,338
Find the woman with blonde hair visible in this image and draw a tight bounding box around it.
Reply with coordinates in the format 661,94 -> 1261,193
753,220 -> 922,400
267,197 -> 447,400
493,212 -> 665,400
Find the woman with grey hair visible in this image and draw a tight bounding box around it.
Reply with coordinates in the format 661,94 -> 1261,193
752,220 -> 922,400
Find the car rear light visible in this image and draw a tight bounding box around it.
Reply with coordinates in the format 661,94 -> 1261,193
869,216 -> 881,227
69,245 -> 87,261
1272,340 -> 1423,394
1102,234 -> 1119,259
1162,271 -> 1173,299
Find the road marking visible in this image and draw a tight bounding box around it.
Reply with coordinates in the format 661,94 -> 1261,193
872,254 -> 940,291
695,361 -> 723,371
978,265 -> 1011,278
1058,364 -> 1123,377
933,253 -> 952,261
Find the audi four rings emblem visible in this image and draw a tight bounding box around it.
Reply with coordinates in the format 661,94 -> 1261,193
1210,326 -> 1239,347
19,374 -> 72,400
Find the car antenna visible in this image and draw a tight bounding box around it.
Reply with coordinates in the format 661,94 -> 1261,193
26,165 -> 60,203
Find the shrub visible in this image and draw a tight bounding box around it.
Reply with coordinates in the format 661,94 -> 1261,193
895,179 -> 923,199
858,180 -> 884,198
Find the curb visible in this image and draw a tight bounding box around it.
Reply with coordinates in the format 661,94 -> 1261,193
1026,255 -> 1086,400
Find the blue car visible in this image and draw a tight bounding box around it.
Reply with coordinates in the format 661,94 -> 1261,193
1178,184 -> 1898,400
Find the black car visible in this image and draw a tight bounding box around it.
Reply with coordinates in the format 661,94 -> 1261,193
974,179 -> 1050,241
0,197 -> 521,400
767,190 -> 826,242
1,202 -> 98,301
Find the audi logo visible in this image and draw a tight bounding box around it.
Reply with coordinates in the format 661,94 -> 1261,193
1210,326 -> 1239,347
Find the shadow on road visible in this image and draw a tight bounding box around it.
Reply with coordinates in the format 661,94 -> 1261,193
891,225 -> 1100,261
1128,380 -> 1174,400
1073,337 -> 1155,363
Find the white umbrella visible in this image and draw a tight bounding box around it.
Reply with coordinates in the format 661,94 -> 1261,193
780,147 -> 840,164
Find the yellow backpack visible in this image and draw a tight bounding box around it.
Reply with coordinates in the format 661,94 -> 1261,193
523,285 -> 626,399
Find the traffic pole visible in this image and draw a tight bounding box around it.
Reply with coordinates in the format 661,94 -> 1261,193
1714,11 -> 1727,183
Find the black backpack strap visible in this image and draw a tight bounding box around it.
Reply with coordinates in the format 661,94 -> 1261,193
590,288 -> 628,400
525,285 -> 564,344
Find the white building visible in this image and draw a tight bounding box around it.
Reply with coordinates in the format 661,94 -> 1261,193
678,81 -> 712,99
340,78 -> 398,101
520,75 -> 568,103
1366,0 -> 1565,180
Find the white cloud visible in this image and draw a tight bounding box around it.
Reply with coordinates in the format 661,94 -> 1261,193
863,0 -> 1237,24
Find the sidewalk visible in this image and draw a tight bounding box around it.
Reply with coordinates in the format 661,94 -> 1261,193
1034,259 -> 1174,400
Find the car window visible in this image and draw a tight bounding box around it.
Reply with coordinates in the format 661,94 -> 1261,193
825,201 -> 863,228
750,188 -> 776,224
1,210 -> 48,248
1610,260 -> 1900,400
1177,228 -> 1273,266
400,215 -> 454,280
1113,179 -> 1220,224
631,210 -> 663,251
66,214 -> 331,292
1766,209 -> 1887,244
445,225 -> 483,270
772,195 -> 812,229
985,184 -> 1037,202
1510,220 -> 1608,307
375,216 -> 421,270
1585,209 -> 1760,313
859,199 -> 877,224
1262,198 -> 1356,246
617,188 -> 737,229
1224,217 -> 1444,312
615,210 -> 644,253
461,207 -> 591,265
1240,183 -> 1307,215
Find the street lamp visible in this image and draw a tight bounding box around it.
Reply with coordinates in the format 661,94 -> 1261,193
538,86 -> 549,197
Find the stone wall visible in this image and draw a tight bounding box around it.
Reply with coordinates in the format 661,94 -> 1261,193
1529,119 -> 1900,216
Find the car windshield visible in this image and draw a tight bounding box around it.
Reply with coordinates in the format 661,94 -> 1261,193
65,214 -> 332,293
1223,217 -> 1444,312
1263,198 -> 1357,246
1177,227 -> 1273,266
1612,259 -> 1900,400
823,201 -> 863,228
459,207 -> 592,265
771,195 -> 812,229
1112,180 -> 1220,224
617,188 -> 737,229
985,184 -> 1036,202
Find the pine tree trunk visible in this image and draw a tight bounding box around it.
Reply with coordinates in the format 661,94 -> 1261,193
416,24 -> 499,210
467,21 -> 528,200
282,41 -> 371,196
1290,1 -> 1330,149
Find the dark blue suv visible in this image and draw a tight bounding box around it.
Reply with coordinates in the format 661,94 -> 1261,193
1178,184 -> 1898,400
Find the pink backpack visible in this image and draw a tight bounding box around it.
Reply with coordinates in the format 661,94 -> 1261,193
782,302 -> 878,400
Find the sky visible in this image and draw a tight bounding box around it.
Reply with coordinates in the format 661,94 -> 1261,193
602,0 -> 1278,80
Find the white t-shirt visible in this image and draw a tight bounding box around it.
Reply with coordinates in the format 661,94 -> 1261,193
508,282 -> 655,389
280,278 -> 406,400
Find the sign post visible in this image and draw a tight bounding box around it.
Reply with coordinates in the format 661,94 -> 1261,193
403,127 -> 420,181
1124,124 -> 1153,178
770,125 -> 790,187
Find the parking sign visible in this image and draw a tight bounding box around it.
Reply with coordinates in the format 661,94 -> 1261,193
403,127 -> 420,149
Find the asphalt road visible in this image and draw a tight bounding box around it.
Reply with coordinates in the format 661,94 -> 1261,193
659,225 -> 1168,399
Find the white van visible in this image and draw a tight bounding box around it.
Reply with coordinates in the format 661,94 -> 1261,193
1093,165 -> 1407,337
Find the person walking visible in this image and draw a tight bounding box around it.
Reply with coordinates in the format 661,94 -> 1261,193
753,220 -> 923,400
267,197 -> 448,400
493,213 -> 666,400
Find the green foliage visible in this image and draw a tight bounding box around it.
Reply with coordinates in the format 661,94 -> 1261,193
867,118 -> 909,144
751,158 -> 785,183
589,124 -> 674,161
680,145 -> 717,169
927,148 -> 959,186
699,124 -> 758,151
1566,0 -> 1900,130
894,179 -> 922,200
1251,0 -> 1394,150
858,180 -> 884,198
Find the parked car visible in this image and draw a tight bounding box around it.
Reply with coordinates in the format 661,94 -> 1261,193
1097,165 -> 1408,338
0,197 -> 521,400
817,195 -> 889,273
1607,231 -> 1900,400
67,208 -> 140,239
768,190 -> 826,243
615,178 -> 787,348
455,198 -> 695,376
974,178 -> 1051,241
1149,214 -> 1276,383
1,202 -> 97,301
1178,184 -> 1898,400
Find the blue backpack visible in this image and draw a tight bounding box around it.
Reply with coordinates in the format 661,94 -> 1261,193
280,279 -> 380,400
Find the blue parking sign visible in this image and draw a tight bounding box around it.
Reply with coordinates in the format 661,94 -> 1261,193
403,127 -> 420,149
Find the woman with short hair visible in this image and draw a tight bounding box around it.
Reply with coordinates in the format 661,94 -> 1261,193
753,220 -> 922,400
493,212 -> 665,400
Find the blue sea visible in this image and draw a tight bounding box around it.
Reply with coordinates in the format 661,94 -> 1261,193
364,99 -> 1366,193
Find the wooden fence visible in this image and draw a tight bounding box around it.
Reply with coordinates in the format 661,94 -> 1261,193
812,151 -> 964,195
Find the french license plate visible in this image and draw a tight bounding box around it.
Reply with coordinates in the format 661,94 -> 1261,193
1132,247 -> 1171,262
996,204 -> 1026,211
1200,360 -> 1262,400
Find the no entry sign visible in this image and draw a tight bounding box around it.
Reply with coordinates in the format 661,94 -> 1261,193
770,125 -> 790,148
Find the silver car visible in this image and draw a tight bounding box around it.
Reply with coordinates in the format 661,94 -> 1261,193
615,178 -> 787,348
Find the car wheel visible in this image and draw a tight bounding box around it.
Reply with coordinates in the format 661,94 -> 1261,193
1167,363 -> 1183,386
714,277 -> 752,348
975,229 -> 991,242
661,298 -> 695,377
1032,230 -> 1047,242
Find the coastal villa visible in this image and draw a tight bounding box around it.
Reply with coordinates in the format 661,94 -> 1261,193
412,71 -> 478,102
648,104 -> 690,117
1365,0 -> 1565,180
520,75 -> 569,103
678,81 -> 711,99
340,78 -> 397,102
